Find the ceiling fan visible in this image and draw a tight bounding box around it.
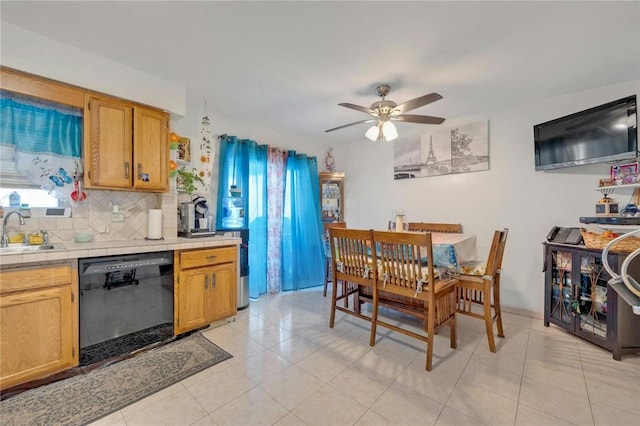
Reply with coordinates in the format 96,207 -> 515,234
325,84 -> 445,141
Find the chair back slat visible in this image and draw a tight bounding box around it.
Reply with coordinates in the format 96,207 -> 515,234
329,227 -> 375,287
407,222 -> 462,233
372,230 -> 434,300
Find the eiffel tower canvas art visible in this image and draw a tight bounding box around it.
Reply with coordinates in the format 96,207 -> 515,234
393,121 -> 489,180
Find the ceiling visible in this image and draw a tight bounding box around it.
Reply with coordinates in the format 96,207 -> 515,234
1,1 -> 639,144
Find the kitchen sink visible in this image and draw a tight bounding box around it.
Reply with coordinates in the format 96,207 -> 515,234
0,244 -> 58,254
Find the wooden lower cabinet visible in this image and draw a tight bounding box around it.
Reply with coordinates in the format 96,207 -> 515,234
174,246 -> 238,334
0,262 -> 78,390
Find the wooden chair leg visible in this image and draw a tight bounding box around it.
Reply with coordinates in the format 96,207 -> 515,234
494,280 -> 505,338
450,315 -> 457,350
484,291 -> 497,353
323,257 -> 330,297
369,288 -> 379,347
426,303 -> 435,371
329,274 -> 339,328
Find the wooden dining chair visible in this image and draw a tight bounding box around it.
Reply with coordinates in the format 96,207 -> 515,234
370,230 -> 458,371
322,222 -> 347,297
456,228 -> 509,352
328,227 -> 376,329
407,222 -> 463,233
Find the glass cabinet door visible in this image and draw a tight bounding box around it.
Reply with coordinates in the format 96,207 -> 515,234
319,172 -> 344,223
548,249 -> 574,327
576,253 -> 609,341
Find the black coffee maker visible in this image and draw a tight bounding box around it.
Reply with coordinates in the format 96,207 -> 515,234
192,195 -> 209,223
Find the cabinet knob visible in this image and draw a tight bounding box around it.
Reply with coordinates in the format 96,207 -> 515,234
204,274 -> 209,289
124,162 -> 130,179
206,255 -> 217,261
211,273 -> 216,288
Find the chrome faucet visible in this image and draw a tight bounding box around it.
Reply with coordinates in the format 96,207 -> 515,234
1,210 -> 26,248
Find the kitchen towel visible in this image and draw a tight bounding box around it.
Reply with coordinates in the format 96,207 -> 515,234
148,209 -> 163,240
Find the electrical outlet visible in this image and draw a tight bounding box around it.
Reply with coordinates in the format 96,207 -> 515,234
111,206 -> 125,223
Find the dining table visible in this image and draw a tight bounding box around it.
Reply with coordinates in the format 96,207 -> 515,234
427,232 -> 477,271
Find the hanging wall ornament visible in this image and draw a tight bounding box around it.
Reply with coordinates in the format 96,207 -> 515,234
198,100 -> 213,184
324,148 -> 336,172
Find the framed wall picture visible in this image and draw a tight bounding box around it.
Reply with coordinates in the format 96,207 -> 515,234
177,137 -> 191,162
393,120 -> 489,180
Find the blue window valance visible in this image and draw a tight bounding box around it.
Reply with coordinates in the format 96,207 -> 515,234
0,90 -> 83,202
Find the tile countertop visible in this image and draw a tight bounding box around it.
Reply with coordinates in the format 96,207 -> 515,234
0,236 -> 242,266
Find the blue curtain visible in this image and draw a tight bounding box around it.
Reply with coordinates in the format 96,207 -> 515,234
281,152 -> 324,291
216,137 -> 324,297
216,135 -> 248,230
216,135 -> 268,298
247,141 -> 268,299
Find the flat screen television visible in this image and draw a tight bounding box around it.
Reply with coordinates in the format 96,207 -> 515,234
534,95 -> 637,171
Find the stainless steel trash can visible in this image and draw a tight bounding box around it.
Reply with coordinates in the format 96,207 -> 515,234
217,229 -> 249,309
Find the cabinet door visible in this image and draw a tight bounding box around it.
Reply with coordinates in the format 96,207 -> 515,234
0,284 -> 76,390
545,247 -> 575,329
133,107 -> 169,191
574,253 -> 611,343
320,172 -> 345,222
210,262 -> 237,322
84,96 -> 133,189
174,268 -> 211,334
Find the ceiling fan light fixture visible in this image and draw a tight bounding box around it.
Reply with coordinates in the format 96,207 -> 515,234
365,124 -> 380,141
382,121 -> 398,141
326,84 -> 444,140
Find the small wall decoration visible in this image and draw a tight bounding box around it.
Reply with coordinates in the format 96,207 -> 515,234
611,162 -> 639,185
324,148 -> 336,172
393,121 -> 489,180
177,137 -> 191,162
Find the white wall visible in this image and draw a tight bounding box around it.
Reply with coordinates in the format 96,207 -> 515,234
0,23 -> 186,116
172,91 -> 327,216
334,80 -> 640,316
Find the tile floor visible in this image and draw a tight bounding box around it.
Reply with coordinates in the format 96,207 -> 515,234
90,287 -> 640,426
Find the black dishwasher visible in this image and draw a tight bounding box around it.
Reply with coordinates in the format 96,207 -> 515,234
78,251 -> 174,366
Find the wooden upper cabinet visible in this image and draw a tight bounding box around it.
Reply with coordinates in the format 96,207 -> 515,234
85,96 -> 133,189
84,95 -> 169,192
1,67 -> 170,193
133,107 -> 169,191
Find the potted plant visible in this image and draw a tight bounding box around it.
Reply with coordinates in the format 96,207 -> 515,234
175,167 -> 206,194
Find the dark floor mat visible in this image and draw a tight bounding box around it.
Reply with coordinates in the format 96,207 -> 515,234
80,323 -> 174,366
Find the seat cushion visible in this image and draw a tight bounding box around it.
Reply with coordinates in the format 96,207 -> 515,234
459,260 -> 485,276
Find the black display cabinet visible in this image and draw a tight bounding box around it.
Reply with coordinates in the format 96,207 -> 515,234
543,242 -> 640,360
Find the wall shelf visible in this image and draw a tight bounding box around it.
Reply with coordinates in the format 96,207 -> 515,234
595,183 -> 640,191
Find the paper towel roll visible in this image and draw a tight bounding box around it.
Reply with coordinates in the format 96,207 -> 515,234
395,214 -> 405,232
148,209 -> 163,240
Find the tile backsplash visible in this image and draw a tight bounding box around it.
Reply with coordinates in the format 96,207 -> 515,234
9,190 -> 178,244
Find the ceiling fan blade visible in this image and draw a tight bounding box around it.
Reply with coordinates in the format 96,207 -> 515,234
392,114 -> 446,125
325,119 -> 375,133
392,93 -> 443,114
339,103 -> 376,115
